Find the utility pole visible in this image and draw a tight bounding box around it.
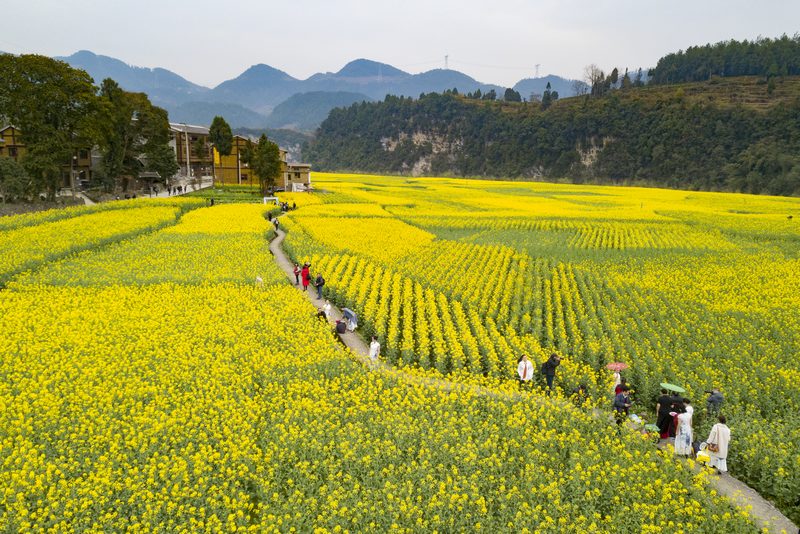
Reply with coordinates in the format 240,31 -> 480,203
182,123 -> 191,182
237,148 -> 241,185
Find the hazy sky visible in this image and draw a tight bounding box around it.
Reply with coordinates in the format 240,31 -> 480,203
2,0 -> 798,88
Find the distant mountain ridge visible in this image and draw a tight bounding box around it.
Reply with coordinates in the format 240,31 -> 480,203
54,51 -> 585,130
265,91 -> 373,132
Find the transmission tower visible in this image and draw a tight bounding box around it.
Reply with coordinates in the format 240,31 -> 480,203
535,64 -> 541,78
445,55 -> 449,70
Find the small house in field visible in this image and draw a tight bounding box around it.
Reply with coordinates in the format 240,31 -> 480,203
283,163 -> 312,191
211,134 -> 312,191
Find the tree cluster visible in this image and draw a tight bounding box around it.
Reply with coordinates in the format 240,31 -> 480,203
649,34 -> 800,84
0,53 -> 178,198
305,90 -> 800,196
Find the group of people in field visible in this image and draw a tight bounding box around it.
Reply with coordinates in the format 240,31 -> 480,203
616,372 -> 731,473
516,353 -> 561,394
292,261 -> 325,299
280,235 -> 732,475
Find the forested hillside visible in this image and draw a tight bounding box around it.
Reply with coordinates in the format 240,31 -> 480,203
305,76 -> 800,196
650,34 -> 800,84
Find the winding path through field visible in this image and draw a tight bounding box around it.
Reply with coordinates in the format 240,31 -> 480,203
269,226 -> 798,534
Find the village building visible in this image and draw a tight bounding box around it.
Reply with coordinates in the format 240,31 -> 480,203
214,135 -> 253,186
283,162 -> 312,191
211,133 -> 312,191
169,123 -> 213,181
0,125 -> 94,188
3,122 -> 312,193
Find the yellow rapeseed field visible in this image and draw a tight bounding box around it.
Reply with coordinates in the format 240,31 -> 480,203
0,181 -> 794,531
284,172 -> 800,524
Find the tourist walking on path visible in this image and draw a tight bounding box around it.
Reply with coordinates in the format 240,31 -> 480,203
541,353 -> 561,393
707,415 -> 731,473
314,273 -> 325,299
517,354 -> 534,386
293,263 -> 301,285
273,218 -> 279,231
301,263 -> 310,291
674,401 -> 694,457
369,336 -> 381,366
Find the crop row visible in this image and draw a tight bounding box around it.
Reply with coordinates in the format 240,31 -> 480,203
0,206 -> 183,284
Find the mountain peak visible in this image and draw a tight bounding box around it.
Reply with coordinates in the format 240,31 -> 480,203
237,63 -> 297,83
336,59 -> 408,78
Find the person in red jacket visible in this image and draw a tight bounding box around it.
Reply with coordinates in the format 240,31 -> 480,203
301,263 -> 310,291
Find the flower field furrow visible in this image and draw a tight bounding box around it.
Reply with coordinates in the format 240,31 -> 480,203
9,204 -> 281,288
0,197 -> 204,231
0,206 -> 183,284
285,173 -> 800,523
4,175 -> 799,529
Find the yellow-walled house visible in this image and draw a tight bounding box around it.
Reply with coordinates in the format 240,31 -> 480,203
213,136 -> 312,191
214,135 -> 255,186
0,125 -> 26,161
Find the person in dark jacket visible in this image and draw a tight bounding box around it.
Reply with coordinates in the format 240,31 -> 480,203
706,389 -> 724,413
542,353 -> 561,393
656,389 -> 674,439
613,386 -> 632,425
314,273 -> 325,299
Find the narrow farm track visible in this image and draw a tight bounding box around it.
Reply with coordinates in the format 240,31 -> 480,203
269,227 -> 798,534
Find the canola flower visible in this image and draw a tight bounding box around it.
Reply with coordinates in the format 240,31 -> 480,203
10,204 -> 282,288
0,200 -> 764,532
0,197 -> 203,232
286,172 -> 800,524
0,206 -> 183,283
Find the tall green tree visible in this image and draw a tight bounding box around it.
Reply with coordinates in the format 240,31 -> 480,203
208,116 -> 233,186
95,78 -> 175,191
503,88 -> 522,102
0,54 -> 99,198
541,82 -> 559,110
250,134 -> 282,195
0,157 -> 32,202
145,143 -> 179,183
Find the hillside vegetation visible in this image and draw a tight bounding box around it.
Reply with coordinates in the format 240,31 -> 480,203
305,76 -> 800,196
649,34 -> 800,84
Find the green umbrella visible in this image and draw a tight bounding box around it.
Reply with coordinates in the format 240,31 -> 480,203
660,382 -> 686,393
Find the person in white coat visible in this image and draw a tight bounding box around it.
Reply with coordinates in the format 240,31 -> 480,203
707,415 -> 731,473
368,336 -> 381,365
517,354 -> 534,386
